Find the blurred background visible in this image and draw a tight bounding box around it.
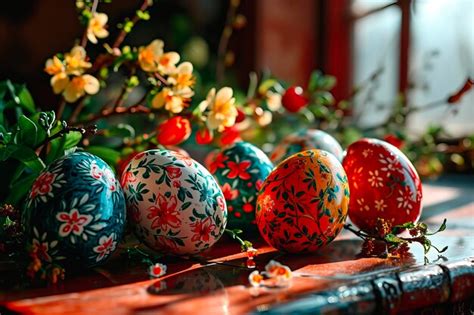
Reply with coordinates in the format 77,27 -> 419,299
0,0 -> 473,173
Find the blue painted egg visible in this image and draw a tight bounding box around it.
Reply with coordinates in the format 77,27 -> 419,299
208,141 -> 273,229
270,129 -> 344,165
23,152 -> 126,268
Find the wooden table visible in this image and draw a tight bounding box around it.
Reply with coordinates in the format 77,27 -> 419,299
1,175 -> 473,314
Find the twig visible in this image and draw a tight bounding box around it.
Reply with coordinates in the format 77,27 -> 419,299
81,104 -> 155,123
39,125 -> 98,148
216,0 -> 240,85
112,0 -> 152,49
69,97 -> 87,124
113,84 -> 130,110
80,0 -> 99,48
56,99 -> 66,121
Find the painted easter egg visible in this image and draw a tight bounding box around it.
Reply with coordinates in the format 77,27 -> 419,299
121,149 -> 227,255
342,138 -> 422,233
256,149 -> 349,253
270,129 -> 344,165
23,152 -> 126,268
208,141 -> 273,229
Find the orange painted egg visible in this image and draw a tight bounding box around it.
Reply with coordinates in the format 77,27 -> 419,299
256,150 -> 349,253
342,138 -> 422,233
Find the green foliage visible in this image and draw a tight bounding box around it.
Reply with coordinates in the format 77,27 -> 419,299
0,80 -> 86,208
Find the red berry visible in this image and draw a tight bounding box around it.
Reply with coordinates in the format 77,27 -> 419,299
383,134 -> 404,149
219,126 -> 241,146
156,116 -> 191,146
282,86 -> 308,113
196,128 -> 214,145
236,108 -> 246,123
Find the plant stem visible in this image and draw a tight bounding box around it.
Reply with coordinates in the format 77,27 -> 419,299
216,0 -> 240,85
56,99 -> 66,121
69,97 -> 87,124
112,0 -> 152,49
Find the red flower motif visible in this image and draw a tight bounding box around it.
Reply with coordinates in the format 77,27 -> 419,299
30,172 -> 56,198
166,166 -> 182,179
93,234 -> 117,262
120,171 -> 136,188
221,183 -> 239,200
209,153 -> 228,174
190,217 -> 216,242
56,209 -> 93,237
147,194 -> 181,230
32,239 -> 51,262
217,196 -> 226,211
91,163 -> 103,179
173,180 -> 181,188
256,179 -> 264,191
227,160 -> 251,180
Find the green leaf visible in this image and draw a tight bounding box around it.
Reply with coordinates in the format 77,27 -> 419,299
86,146 -> 120,166
104,124 -> 135,138
17,115 -> 38,147
17,85 -> 36,113
384,234 -> 403,244
0,144 -> 45,172
64,131 -> 82,150
6,172 -> 37,205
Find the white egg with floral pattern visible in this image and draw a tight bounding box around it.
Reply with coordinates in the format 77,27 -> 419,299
121,149 -> 227,255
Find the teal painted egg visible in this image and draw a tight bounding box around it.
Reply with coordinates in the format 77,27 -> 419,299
23,152 -> 126,268
209,141 -> 274,229
121,149 -> 227,255
270,129 -> 344,165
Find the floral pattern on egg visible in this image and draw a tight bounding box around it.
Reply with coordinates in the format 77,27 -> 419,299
23,152 -> 126,268
256,149 -> 349,253
208,142 -> 273,229
342,138 -> 422,233
271,129 -> 344,165
121,149 -> 227,255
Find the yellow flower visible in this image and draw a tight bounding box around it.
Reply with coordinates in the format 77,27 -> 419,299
152,88 -> 187,114
44,56 -> 65,75
63,74 -> 100,103
199,87 -> 237,131
87,12 -> 109,44
266,91 -> 282,111
51,72 -> 70,94
65,46 -> 92,75
158,52 -> 180,75
167,62 -> 195,91
138,40 -> 164,72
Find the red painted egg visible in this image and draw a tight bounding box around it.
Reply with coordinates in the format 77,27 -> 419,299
256,150 -> 349,253
342,138 -> 422,233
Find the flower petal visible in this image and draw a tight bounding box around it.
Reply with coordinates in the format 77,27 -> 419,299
83,75 -> 100,95
215,87 -> 233,105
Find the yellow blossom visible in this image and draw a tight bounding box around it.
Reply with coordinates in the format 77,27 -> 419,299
158,52 -> 180,75
63,74 -> 100,103
87,12 -> 109,44
152,88 -> 187,114
248,271 -> 263,287
51,72 -> 70,94
266,91 -> 282,111
65,46 -> 92,75
167,62 -> 195,92
138,40 -> 164,72
44,56 -> 65,75
199,87 -> 237,131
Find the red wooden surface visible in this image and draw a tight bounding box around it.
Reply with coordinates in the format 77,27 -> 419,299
1,176 -> 473,314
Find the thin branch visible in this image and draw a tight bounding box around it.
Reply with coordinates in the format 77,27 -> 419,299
112,0 -> 152,49
216,0 -> 240,85
56,99 -> 66,121
39,125 -> 98,148
80,0 -> 99,48
69,97 -> 87,124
